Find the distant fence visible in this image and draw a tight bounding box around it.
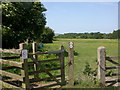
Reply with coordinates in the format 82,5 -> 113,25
97,46 -> 120,86
0,42 -> 66,89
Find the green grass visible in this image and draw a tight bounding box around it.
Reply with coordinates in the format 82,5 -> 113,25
45,39 -> 118,71
43,38 -> 118,88
2,38 -> 118,88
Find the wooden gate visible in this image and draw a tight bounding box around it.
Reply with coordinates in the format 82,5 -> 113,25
0,43 -> 65,89
97,46 -> 120,87
27,44 -> 65,89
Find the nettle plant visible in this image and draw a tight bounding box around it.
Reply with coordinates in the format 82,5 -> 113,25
83,62 -> 97,76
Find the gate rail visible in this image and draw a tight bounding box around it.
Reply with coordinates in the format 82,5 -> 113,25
0,43 -> 65,89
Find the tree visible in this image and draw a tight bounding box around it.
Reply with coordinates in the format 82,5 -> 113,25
40,27 -> 55,43
112,30 -> 120,39
2,2 -> 46,48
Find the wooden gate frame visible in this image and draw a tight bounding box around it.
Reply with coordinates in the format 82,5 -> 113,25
27,44 -> 65,87
0,43 -> 65,89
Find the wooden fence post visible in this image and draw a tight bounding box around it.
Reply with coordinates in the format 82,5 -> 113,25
22,50 -> 30,89
32,42 -> 39,79
60,45 -> 65,85
19,43 -> 27,76
97,46 -> 106,86
68,42 -> 74,86
19,43 -> 30,89
19,43 -> 27,50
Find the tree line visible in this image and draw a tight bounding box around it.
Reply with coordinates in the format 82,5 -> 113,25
56,30 -> 120,39
2,2 -> 54,49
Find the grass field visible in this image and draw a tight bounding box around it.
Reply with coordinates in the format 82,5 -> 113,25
43,38 -> 118,88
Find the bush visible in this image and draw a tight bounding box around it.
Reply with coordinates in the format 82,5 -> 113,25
83,62 -> 97,76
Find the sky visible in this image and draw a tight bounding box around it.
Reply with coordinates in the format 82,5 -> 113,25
42,2 -> 118,34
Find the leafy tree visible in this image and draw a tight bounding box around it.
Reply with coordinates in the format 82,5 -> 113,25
118,29 -> 120,39
40,27 -> 55,43
2,2 -> 46,48
112,30 -> 120,39
56,30 -> 120,39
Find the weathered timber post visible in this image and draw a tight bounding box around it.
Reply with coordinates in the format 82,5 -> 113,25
19,43 -> 30,89
60,45 -> 65,84
19,43 -> 27,75
19,43 -> 27,50
68,42 -> 74,86
97,46 -> 106,86
21,50 -> 30,89
32,42 -> 39,79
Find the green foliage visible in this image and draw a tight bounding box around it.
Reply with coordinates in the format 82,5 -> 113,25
74,76 -> 100,88
56,30 -> 120,39
40,27 -> 55,43
83,62 -> 92,76
26,43 -> 32,52
2,2 -> 46,48
112,30 -> 120,39
83,62 -> 97,76
73,62 -> 99,87
106,70 -> 115,77
26,43 -> 48,53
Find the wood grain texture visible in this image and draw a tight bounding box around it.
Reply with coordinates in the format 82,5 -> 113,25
97,46 -> 106,86
0,70 -> 23,81
0,59 -> 23,68
68,42 -> 74,86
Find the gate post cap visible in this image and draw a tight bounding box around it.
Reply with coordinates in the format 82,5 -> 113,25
98,46 -> 105,50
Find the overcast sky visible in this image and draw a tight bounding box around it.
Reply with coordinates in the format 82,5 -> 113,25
42,2 -> 118,34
